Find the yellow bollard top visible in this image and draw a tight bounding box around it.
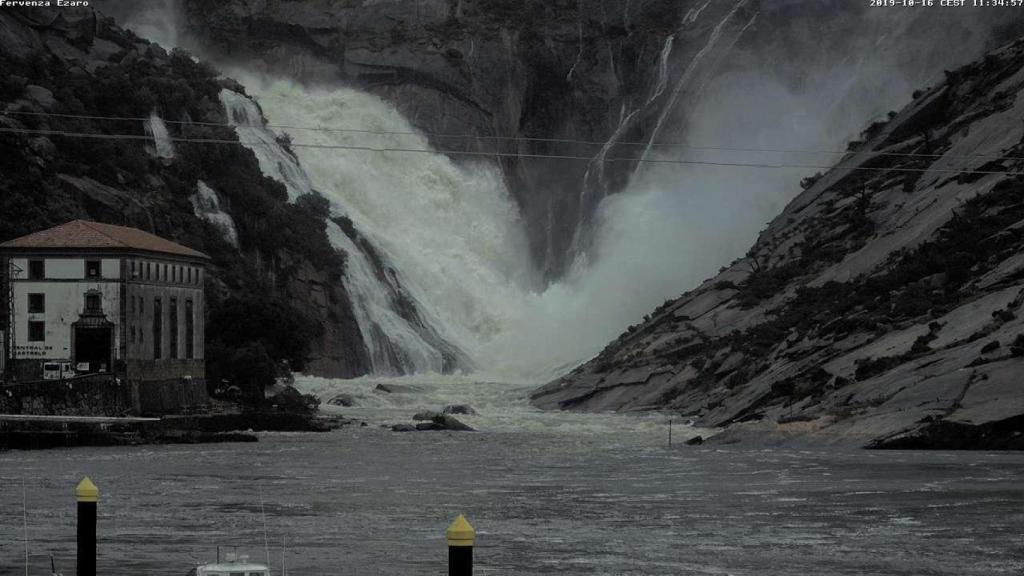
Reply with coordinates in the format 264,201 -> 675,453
446,514 -> 475,547
75,477 -> 99,502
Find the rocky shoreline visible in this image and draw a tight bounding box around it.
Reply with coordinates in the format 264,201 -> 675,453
0,411 -> 353,452
534,38 -> 1024,451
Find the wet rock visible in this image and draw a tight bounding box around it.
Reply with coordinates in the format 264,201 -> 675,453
980,340 -> 1001,354
24,84 -> 55,109
442,404 -> 476,416
317,415 -> 360,430
685,436 -> 704,446
327,394 -> 356,407
375,383 -> 422,394
433,414 -> 473,431
394,414 -> 474,432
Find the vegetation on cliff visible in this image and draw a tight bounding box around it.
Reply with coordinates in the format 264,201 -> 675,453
534,37 -> 1024,449
0,8 -> 364,395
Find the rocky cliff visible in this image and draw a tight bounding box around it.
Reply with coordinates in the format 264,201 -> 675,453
179,0 -> 714,277
174,0 -> 1017,280
0,6 -> 370,383
533,39 -> 1024,449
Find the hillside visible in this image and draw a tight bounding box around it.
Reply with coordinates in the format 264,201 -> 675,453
533,38 -> 1024,449
0,6 -> 370,389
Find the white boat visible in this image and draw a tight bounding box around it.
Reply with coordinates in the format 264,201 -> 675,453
188,552 -> 271,576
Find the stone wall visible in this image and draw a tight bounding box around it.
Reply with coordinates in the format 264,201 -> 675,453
0,375 -> 132,416
133,377 -> 208,416
127,358 -> 205,381
0,374 -> 209,416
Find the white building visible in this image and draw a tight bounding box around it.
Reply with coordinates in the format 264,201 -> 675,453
0,220 -> 211,412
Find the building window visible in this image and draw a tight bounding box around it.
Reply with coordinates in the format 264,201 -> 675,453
28,321 -> 45,342
146,262 -> 151,280
85,293 -> 101,312
131,326 -> 136,344
85,260 -> 101,278
169,297 -> 179,359
28,293 -> 44,314
185,299 -> 194,359
187,267 -> 193,284
153,298 -> 162,360
28,260 -> 44,280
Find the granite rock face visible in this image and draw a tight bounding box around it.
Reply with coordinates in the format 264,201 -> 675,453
534,39 -> 1024,449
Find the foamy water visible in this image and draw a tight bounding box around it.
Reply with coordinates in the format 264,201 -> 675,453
294,374 -> 699,441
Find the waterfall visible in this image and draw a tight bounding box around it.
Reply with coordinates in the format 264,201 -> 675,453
100,0 -> 1022,385
218,88 -> 464,375
225,79 -> 541,374
635,0 -> 751,167
191,180 -> 239,247
581,34 -> 675,204
573,0 -> 751,260
144,112 -> 175,158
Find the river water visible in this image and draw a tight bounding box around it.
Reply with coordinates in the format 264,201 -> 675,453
1,377 -> 1023,576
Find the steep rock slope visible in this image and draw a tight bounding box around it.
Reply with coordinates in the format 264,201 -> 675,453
533,39 -> 1024,449
0,6 -> 369,382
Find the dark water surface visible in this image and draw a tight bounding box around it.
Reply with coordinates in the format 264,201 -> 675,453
2,426 -> 1023,576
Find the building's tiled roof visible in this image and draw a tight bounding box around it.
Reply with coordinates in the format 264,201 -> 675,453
0,220 -> 209,259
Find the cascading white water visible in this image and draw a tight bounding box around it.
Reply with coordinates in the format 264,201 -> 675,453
574,1 -> 749,261
191,180 -> 239,247
144,112 -> 175,158
635,0 -> 750,167
229,77 -> 749,382
228,79 -> 539,371
218,88 -> 459,375
580,34 -> 675,210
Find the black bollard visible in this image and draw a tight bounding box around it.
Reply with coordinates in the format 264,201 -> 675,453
76,477 -> 98,576
446,514 -> 475,576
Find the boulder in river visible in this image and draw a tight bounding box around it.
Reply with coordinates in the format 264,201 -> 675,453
375,383 -> 423,394
442,404 -> 477,416
433,414 -> 474,431
327,394 -> 357,407
391,414 -> 475,432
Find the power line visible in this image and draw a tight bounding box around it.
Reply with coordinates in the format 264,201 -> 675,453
4,109 -> 1023,164
0,125 -> 1021,178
